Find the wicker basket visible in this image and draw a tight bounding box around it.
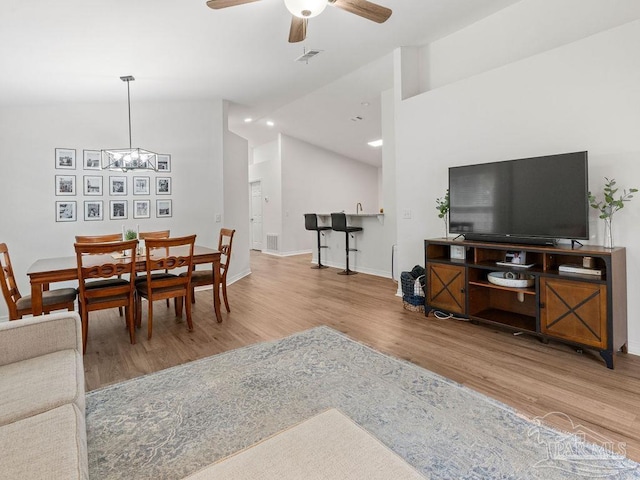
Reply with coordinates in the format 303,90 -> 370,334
400,272 -> 415,297
401,272 -> 425,297
402,294 -> 425,313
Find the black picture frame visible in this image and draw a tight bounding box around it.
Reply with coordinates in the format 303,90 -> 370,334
83,175 -> 103,196
110,200 -> 128,220
55,201 -> 77,222
156,177 -> 171,195
133,199 -> 150,219
55,148 -> 76,169
84,200 -> 103,221
109,176 -> 127,196
55,175 -> 76,196
156,199 -> 172,218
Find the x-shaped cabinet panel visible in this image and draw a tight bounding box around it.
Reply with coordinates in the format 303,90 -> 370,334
540,277 -> 607,350
427,263 -> 465,314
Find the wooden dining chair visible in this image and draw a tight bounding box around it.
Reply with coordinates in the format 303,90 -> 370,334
137,230 -> 171,307
138,230 -> 170,240
0,243 -> 77,320
184,228 -> 235,312
75,233 -> 122,244
75,233 -> 126,317
135,235 -> 196,340
74,239 -> 138,353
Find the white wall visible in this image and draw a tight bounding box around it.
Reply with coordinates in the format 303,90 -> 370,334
248,135 -> 380,257
381,88 -> 398,281
280,134 -> 379,255
248,139 -> 282,251
422,0 -> 640,92
223,123 -> 251,283
252,140 -> 279,166
395,20 -> 640,352
0,99 -> 248,318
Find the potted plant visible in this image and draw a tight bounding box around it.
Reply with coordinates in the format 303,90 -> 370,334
436,189 -> 450,239
588,178 -> 637,248
123,229 -> 138,256
124,229 -> 137,241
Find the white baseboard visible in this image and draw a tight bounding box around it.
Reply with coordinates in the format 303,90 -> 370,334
263,249 -> 312,258
312,259 -> 391,279
193,269 -> 251,292
627,340 -> 640,356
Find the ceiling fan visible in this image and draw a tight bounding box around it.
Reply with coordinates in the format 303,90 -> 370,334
206,0 -> 392,43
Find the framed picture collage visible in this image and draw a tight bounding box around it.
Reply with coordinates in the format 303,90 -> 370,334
54,148 -> 173,223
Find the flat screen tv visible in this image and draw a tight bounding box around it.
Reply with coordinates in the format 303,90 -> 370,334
448,151 -> 589,245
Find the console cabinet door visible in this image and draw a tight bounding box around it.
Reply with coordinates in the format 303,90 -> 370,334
540,277 -> 607,349
426,263 -> 465,314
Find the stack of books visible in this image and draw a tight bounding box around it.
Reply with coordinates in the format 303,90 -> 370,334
558,264 -> 602,276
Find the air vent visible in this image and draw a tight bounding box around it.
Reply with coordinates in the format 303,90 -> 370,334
266,233 -> 279,251
295,49 -> 322,63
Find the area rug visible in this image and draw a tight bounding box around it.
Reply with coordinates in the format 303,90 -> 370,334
86,326 -> 640,479
183,409 -> 425,479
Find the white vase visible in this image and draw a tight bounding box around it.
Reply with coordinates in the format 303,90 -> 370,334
603,217 -> 613,248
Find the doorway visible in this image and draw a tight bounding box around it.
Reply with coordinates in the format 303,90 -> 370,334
250,181 -> 263,250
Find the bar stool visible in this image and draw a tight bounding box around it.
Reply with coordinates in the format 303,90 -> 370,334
331,213 -> 363,275
304,214 -> 331,269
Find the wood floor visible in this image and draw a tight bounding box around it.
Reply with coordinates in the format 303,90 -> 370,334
84,251 -> 640,463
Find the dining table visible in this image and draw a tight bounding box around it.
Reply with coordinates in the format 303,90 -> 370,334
26,245 -> 223,323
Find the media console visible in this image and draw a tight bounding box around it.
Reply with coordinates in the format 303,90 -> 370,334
424,238 -> 628,369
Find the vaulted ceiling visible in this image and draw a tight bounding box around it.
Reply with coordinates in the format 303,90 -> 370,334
0,0 -> 519,166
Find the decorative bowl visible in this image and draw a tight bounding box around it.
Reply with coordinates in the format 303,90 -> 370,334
487,271 -> 535,288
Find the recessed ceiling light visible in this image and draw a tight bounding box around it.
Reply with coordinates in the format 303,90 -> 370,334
367,139 -> 383,147
361,101 -> 370,107
266,120 -> 275,127
244,118 -> 253,123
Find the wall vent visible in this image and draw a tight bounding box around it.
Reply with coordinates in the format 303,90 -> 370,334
295,49 -> 322,63
266,234 -> 279,251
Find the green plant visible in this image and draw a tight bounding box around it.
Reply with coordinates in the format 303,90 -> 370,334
436,189 -> 449,219
124,229 -> 137,240
588,178 -> 637,219
436,190 -> 450,237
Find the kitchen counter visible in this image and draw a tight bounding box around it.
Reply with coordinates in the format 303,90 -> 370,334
310,213 -> 388,276
317,213 -> 383,217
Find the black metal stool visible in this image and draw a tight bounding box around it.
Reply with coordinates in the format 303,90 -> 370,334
304,214 -> 331,269
331,213 -> 363,275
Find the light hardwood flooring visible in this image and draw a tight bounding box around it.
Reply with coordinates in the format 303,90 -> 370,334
83,251 -> 640,463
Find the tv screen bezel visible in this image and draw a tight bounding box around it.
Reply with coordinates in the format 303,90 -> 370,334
448,151 -> 589,244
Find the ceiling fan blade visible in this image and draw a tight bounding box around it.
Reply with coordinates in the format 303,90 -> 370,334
289,16 -> 307,43
329,0 -> 392,23
206,0 -> 261,9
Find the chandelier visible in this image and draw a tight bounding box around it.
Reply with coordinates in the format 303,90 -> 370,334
101,76 -> 158,172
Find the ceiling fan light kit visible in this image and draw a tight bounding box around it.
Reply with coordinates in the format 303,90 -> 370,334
284,0 -> 327,18
206,0 -> 392,43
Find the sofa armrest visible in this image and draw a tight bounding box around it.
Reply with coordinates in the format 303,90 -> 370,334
0,312 -> 82,366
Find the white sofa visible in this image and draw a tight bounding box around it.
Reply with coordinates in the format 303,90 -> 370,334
0,312 -> 88,479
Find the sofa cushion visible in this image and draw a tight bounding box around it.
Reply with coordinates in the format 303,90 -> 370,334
0,403 -> 88,480
0,349 -> 84,427
0,313 -> 82,366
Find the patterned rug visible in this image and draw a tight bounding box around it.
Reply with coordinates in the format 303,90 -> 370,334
86,327 -> 640,479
